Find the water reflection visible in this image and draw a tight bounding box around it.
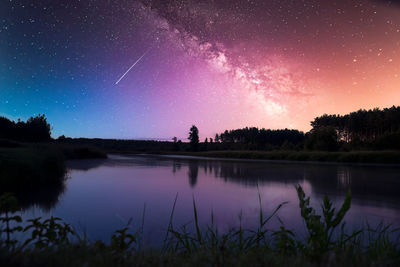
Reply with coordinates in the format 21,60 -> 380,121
19,154 -> 400,243
1,159 -> 105,211
68,156 -> 400,206
157,157 -> 400,207
18,183 -> 66,211
67,158 -> 108,171
1,176 -> 67,211
172,161 -> 182,174
188,162 -> 199,187
65,155 -> 400,208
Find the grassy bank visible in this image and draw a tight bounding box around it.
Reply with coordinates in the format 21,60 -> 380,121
55,137 -> 400,164
1,187 -> 399,266
56,144 -> 107,160
165,150 -> 400,164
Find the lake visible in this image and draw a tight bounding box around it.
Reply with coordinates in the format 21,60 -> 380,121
20,154 -> 400,245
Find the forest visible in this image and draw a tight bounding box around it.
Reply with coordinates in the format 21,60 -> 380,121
307,106 -> 400,150
207,106 -> 400,151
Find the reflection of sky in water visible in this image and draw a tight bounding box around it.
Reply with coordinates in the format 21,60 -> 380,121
19,155 -> 400,245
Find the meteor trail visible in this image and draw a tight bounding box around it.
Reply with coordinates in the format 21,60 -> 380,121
115,49 -> 150,85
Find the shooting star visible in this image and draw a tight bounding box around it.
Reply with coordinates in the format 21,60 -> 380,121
115,48 -> 150,85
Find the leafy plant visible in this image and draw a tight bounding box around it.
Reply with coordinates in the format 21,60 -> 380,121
23,216 -> 74,248
0,193 -> 22,249
110,226 -> 138,254
296,184 -> 351,260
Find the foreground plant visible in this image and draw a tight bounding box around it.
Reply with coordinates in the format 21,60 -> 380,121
0,193 -> 22,249
296,185 -> 352,258
23,216 -> 74,248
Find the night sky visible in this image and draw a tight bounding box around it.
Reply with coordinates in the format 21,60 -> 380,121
1,0 -> 400,139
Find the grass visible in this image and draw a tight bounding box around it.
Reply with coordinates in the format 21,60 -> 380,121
56,144 -> 107,160
53,136 -> 400,164
0,186 -> 399,266
168,150 -> 400,164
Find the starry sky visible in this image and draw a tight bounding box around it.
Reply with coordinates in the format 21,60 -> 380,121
1,0 -> 400,139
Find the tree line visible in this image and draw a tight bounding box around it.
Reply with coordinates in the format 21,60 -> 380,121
188,106 -> 400,152
0,115 -> 51,142
185,127 -> 305,151
1,106 -> 399,151
214,128 -> 305,148
306,106 -> 400,150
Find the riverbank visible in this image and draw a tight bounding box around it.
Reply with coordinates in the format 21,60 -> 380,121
150,150 -> 400,165
54,137 -> 400,164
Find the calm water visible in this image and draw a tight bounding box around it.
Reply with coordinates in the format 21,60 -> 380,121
20,154 -> 400,244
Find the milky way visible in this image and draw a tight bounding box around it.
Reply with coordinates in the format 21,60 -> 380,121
1,0 -> 399,139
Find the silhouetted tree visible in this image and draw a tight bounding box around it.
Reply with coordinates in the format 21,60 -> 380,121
203,137 -> 208,151
215,134 -> 219,143
310,106 -> 400,149
0,117 -> 14,139
215,127 -> 305,149
172,136 -> 180,151
188,125 -> 199,151
25,114 -> 51,142
0,114 -> 51,142
305,126 -> 338,151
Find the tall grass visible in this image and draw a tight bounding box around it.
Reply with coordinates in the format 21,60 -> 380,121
0,186 -> 399,266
